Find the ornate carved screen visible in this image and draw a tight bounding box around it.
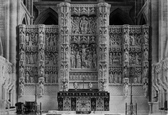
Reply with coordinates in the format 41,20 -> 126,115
19,2 -> 149,96
109,25 -> 149,85
19,25 -> 59,97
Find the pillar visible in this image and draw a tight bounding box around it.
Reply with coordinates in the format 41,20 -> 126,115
4,0 -> 10,60
122,25 -> 130,79
38,24 -> 45,96
10,0 -> 18,104
58,2 -> 71,91
97,2 -> 111,91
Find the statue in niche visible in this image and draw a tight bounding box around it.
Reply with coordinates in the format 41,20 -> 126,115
39,68 -> 44,77
92,49 -> 97,68
25,33 -> 29,43
114,73 -> 118,83
144,31 -> 149,44
53,53 -> 57,65
124,51 -> 129,64
39,51 -> 44,61
123,78 -> 129,97
109,72 -> 113,83
124,32 -> 129,44
143,78 -> 148,97
19,77 -> 25,96
87,51 -> 92,68
39,35 -> 44,44
45,72 -> 49,83
30,76 -> 34,83
73,82 -> 79,90
39,43 -> 44,50
71,48 -> 76,68
143,67 -> 148,77
137,74 -> 141,83
130,35 -> 135,46
76,51 -> 81,68
19,67 -> 24,77
81,44 -> 87,68
31,52 -> 35,64
51,75 -> 55,83
38,77 -> 44,97
20,51 -> 25,60
136,53 -> 141,65
118,73 -> 122,83
25,71 -> 30,83
144,50 -> 148,61
80,16 -> 88,34
45,55 -> 49,64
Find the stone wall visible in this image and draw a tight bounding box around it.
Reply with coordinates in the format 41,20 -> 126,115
151,58 -> 168,114
0,56 -> 14,109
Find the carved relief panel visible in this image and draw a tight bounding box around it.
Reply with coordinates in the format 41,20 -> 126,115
109,26 -> 122,84
19,25 -> 59,86
109,25 -> 149,85
70,4 -> 98,88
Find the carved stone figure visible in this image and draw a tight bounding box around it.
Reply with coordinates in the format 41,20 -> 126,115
124,32 -> 129,44
88,82 -> 93,90
80,17 -> 88,34
123,78 -> 129,97
73,82 -> 79,90
76,51 -> 81,68
144,31 -> 149,44
144,50 -> 148,61
92,50 -> 97,68
143,79 -> 148,97
25,71 -> 30,83
38,77 -> 44,97
81,44 -> 87,67
19,77 -> 25,96
130,35 -> 135,46
124,51 -> 129,64
70,50 -> 76,68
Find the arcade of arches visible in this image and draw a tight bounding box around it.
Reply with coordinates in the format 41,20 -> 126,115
0,0 -> 167,115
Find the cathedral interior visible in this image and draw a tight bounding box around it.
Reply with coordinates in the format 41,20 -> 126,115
0,0 -> 167,115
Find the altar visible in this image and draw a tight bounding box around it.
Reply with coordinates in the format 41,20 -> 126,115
57,89 -> 110,112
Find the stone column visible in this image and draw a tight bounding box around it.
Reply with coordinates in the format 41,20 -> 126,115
58,2 -> 71,91
122,25 -> 130,79
38,25 -> 45,96
4,0 -> 10,60
97,2 -> 111,91
10,0 -> 18,104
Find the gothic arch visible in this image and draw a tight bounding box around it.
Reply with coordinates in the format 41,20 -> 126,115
34,8 -> 58,25
21,14 -> 29,25
110,8 -> 133,25
138,13 -> 147,25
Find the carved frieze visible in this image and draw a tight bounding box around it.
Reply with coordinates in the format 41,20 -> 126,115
71,4 -> 96,16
